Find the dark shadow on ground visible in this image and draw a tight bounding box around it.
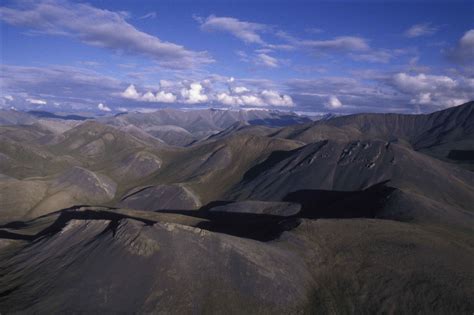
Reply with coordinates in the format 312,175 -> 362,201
0,182 -> 396,243
283,181 -> 395,219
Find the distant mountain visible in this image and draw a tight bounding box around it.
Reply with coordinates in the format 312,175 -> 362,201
99,108 -> 311,146
27,110 -> 91,121
272,101 -> 474,169
0,109 -> 37,125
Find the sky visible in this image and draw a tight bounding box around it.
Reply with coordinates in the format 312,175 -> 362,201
0,0 -> 473,115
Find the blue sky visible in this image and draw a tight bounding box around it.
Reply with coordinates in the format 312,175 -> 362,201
0,0 -> 473,114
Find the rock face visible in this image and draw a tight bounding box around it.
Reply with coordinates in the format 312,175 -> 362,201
119,184 -> 201,211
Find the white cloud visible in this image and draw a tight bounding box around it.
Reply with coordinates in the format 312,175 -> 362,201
279,31 -> 407,64
410,92 -> 431,105
26,98 -> 47,105
0,1 -> 213,69
121,84 -> 140,99
122,81 -> 292,107
159,80 -> 174,88
142,91 -> 156,102
301,36 -> 369,52
390,72 -> 473,107
325,96 -> 343,109
216,89 -> 293,107
98,103 -> 111,112
261,90 -> 294,106
255,53 -> 279,68
121,84 -> 177,103
404,23 -> 438,38
155,91 -> 177,103
441,98 -> 470,107
240,95 -> 266,106
217,93 -> 244,106
180,83 -> 208,104
4,95 -> 14,101
217,92 -> 264,107
448,29 -> 474,64
237,51 -> 282,68
198,15 -> 267,44
392,73 -> 456,93
233,86 -> 249,94
287,72 -> 473,113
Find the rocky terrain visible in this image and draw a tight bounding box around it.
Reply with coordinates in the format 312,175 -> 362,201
0,103 -> 473,313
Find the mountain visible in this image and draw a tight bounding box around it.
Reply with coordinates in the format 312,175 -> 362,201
99,108 -> 311,146
274,101 -> 474,169
27,110 -> 91,121
0,102 -> 473,313
0,109 -> 38,125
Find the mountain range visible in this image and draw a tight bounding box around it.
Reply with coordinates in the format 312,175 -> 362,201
0,102 -> 473,313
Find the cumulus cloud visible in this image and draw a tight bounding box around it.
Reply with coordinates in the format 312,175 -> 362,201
216,93 -> 246,106
232,86 -> 250,94
325,96 -> 343,109
448,29 -> 474,64
153,91 -> 177,103
261,90 -> 294,106
391,73 -> 456,93
216,89 -> 294,107
98,103 -> 111,112
121,84 -> 140,99
121,84 -> 177,103
389,72 -> 472,107
26,98 -> 47,105
404,23 -> 438,38
180,83 -> 208,104
0,1 -> 213,69
198,15 -> 267,44
1,64 -> 296,111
